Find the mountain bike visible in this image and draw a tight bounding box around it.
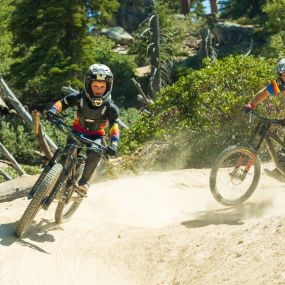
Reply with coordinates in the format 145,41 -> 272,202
15,116 -> 109,238
210,110 -> 285,206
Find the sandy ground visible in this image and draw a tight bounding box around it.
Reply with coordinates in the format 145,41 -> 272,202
1,165 -> 285,285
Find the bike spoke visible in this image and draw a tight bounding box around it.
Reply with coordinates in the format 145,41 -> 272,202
215,151 -> 256,201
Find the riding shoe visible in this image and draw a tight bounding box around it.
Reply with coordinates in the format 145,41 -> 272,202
264,168 -> 285,182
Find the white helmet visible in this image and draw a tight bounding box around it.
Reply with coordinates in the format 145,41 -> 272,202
276,58 -> 285,74
84,64 -> 113,107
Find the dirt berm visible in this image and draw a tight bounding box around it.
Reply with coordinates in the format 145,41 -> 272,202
1,167 -> 285,285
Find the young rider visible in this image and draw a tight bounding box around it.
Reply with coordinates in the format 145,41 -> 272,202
47,64 -> 120,194
245,58 -> 285,181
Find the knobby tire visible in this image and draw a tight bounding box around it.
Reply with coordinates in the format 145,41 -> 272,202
15,163 -> 63,238
210,145 -> 261,206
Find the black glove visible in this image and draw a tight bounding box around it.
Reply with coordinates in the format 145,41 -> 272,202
244,102 -> 256,114
107,143 -> 117,156
46,111 -> 56,122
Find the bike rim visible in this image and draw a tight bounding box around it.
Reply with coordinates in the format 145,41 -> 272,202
214,149 -> 257,203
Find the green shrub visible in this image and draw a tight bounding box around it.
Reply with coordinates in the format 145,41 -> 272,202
120,55 -> 276,167
0,117 -> 39,164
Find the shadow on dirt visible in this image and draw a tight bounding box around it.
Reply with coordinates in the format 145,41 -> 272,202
0,218 -> 63,253
181,201 -> 272,228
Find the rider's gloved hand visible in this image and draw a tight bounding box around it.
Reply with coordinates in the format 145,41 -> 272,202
107,143 -> 117,156
244,102 -> 256,114
46,110 -> 57,122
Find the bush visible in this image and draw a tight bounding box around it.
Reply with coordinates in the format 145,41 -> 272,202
0,111 -> 71,166
0,116 -> 40,165
120,55 -> 276,168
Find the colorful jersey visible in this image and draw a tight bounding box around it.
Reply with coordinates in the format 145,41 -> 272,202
266,78 -> 285,96
49,92 -> 119,143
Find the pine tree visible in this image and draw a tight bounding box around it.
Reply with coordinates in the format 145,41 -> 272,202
219,0 -> 266,20
263,0 -> 285,35
10,0 -> 119,106
0,0 -> 14,74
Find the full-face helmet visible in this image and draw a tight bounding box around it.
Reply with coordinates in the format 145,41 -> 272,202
84,64 -> 113,107
276,58 -> 285,74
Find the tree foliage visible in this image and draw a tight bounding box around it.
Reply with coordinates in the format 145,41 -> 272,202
263,0 -> 285,35
0,0 -> 14,74
219,0 -> 266,21
9,0 -> 120,106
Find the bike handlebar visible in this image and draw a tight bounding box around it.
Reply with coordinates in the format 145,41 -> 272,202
248,110 -> 285,126
51,116 -> 108,155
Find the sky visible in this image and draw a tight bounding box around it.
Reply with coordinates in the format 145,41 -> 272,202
204,1 -> 220,14
204,1 -> 211,13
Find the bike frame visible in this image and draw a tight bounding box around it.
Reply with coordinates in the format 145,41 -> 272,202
37,117 -> 109,210
247,116 -> 285,175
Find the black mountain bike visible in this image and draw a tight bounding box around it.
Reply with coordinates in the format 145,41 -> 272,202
15,117 -> 109,238
210,110 -> 285,206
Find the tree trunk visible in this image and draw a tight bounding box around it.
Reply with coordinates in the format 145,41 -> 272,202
0,142 -> 26,176
180,0 -> 190,15
210,0 -> 218,14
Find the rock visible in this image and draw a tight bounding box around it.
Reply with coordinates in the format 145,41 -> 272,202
213,21 -> 255,46
101,26 -> 134,45
112,45 -> 130,55
134,65 -> 151,77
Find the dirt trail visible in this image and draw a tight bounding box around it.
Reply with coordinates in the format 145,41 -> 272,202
1,167 -> 285,285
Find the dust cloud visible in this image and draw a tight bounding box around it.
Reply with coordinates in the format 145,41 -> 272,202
1,166 -> 285,285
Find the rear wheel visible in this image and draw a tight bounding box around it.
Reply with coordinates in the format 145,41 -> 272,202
55,162 -> 85,224
15,163 -> 63,238
210,145 -> 261,206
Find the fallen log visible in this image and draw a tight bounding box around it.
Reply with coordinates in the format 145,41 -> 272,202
0,175 -> 39,203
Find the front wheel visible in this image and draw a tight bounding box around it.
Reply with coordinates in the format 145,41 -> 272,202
15,163 -> 63,238
210,145 -> 261,206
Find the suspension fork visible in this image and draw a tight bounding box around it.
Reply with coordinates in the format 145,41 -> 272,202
244,152 -> 257,173
233,122 -> 270,176
43,145 -> 79,210
232,151 -> 257,177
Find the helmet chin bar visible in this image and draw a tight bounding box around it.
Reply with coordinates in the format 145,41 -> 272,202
85,91 -> 111,107
93,98 -> 104,107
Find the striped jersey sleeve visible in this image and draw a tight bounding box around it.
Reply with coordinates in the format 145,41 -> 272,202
49,93 -> 80,114
109,103 -> 120,143
266,78 -> 285,96
109,122 -> 120,143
